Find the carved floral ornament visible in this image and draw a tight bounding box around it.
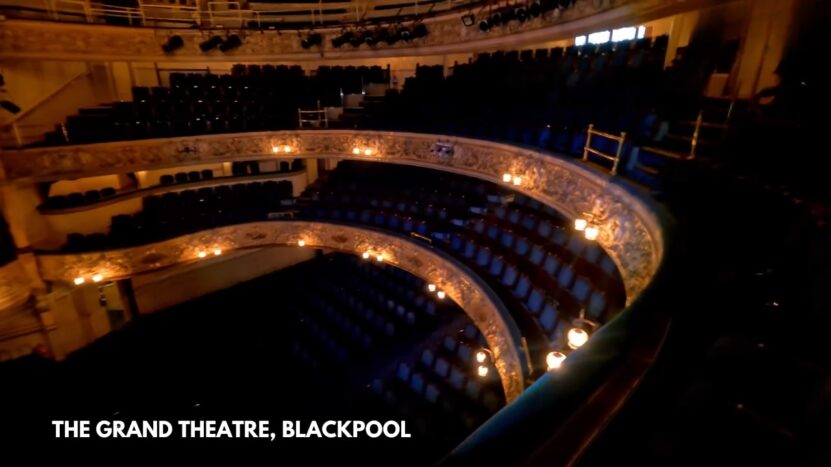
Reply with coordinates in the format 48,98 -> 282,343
4,130 -> 664,301
37,221 -> 526,402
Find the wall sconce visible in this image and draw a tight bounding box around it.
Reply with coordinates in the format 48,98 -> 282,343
574,218 -> 587,231
502,173 -> 512,183
502,172 -> 522,186
73,277 -> 85,285
362,252 -> 371,260
436,290 -> 446,300
352,147 -> 361,155
197,251 -> 207,258
512,176 -> 522,186
297,240 -> 306,247
567,310 -> 598,349
91,274 -> 104,283
427,283 -> 437,292
272,145 -> 293,154
477,365 -> 489,377
213,248 -> 222,256
546,351 -> 567,370
375,253 -> 385,262
584,226 -> 599,241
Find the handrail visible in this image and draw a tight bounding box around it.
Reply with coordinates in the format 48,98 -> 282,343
582,123 -> 626,176
1,69 -> 90,127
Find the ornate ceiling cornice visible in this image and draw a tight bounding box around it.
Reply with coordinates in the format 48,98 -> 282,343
37,220 -> 526,402
4,129 -> 666,308
0,0 -> 705,61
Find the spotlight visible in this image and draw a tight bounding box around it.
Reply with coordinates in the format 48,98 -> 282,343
411,23 -> 428,39
301,32 -> 322,49
574,218 -> 587,231
199,35 -> 224,52
479,19 -> 491,32
349,32 -> 364,47
399,26 -> 412,42
331,31 -> 353,48
490,11 -> 503,26
546,351 -> 567,370
365,28 -> 387,47
529,1 -> 542,17
73,277 -> 85,286
0,100 -> 21,114
428,284 -> 437,292
219,35 -> 242,52
91,274 -> 104,283
385,27 -> 400,45
161,35 -> 184,53
515,6 -> 528,22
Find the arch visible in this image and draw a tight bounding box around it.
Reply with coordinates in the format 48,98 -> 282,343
36,221 -> 527,402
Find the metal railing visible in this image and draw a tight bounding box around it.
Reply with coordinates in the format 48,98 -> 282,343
582,124 -> 626,176
0,0 -> 482,30
298,108 -> 328,128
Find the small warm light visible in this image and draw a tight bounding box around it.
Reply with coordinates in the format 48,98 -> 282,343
546,351 -> 567,370
283,145 -> 291,153
298,240 -> 306,247
364,148 -> 373,156
375,254 -> 385,262
213,248 -> 222,256
567,328 -> 590,349
584,226 -> 599,241
502,173 -> 512,183
91,274 -> 104,283
272,146 -> 280,153
574,218 -> 587,231
73,277 -> 85,285
427,283 -> 437,292
436,290 -> 446,300
476,350 -> 487,363
352,147 -> 361,155
362,252 -> 371,260
197,251 -> 207,258
477,365 -> 489,377
512,176 -> 522,186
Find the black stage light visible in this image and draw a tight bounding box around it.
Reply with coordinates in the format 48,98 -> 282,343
0,100 -> 21,114
349,31 -> 365,47
332,31 -> 353,48
399,26 -> 412,42
365,28 -> 388,47
385,28 -> 400,45
411,23 -> 428,39
541,0 -> 557,11
479,19 -> 491,32
219,34 -> 242,52
301,32 -> 322,49
501,8 -> 516,23
515,6 -> 528,22
199,35 -> 224,52
529,1 -> 542,17
161,35 -> 184,53
490,11 -> 503,27
461,14 -> 475,26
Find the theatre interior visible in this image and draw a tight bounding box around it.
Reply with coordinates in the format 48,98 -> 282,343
0,0 -> 829,464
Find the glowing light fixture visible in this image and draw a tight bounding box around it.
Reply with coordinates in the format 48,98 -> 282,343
512,176 -> 522,186
213,248 -> 222,256
502,173 -> 512,183
546,351 -> 567,370
427,283 -> 437,292
567,327 -> 589,349
352,147 -> 361,155
91,274 -> 104,283
73,277 -> 85,286
436,290 -> 446,300
197,251 -> 207,258
298,240 -> 306,247
362,252 -> 371,260
476,350 -> 488,363
364,148 -> 373,156
477,365 -> 489,377
375,254 -> 385,262
283,145 -> 292,153
574,218 -> 587,231
584,226 -> 599,241
272,146 -> 280,153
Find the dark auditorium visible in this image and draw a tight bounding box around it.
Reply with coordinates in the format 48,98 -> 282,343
0,0 -> 829,464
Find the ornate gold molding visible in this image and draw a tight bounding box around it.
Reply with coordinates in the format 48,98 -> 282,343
37,220 -> 525,401
0,0 -> 707,61
0,260 -> 33,315
5,130 -> 664,302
